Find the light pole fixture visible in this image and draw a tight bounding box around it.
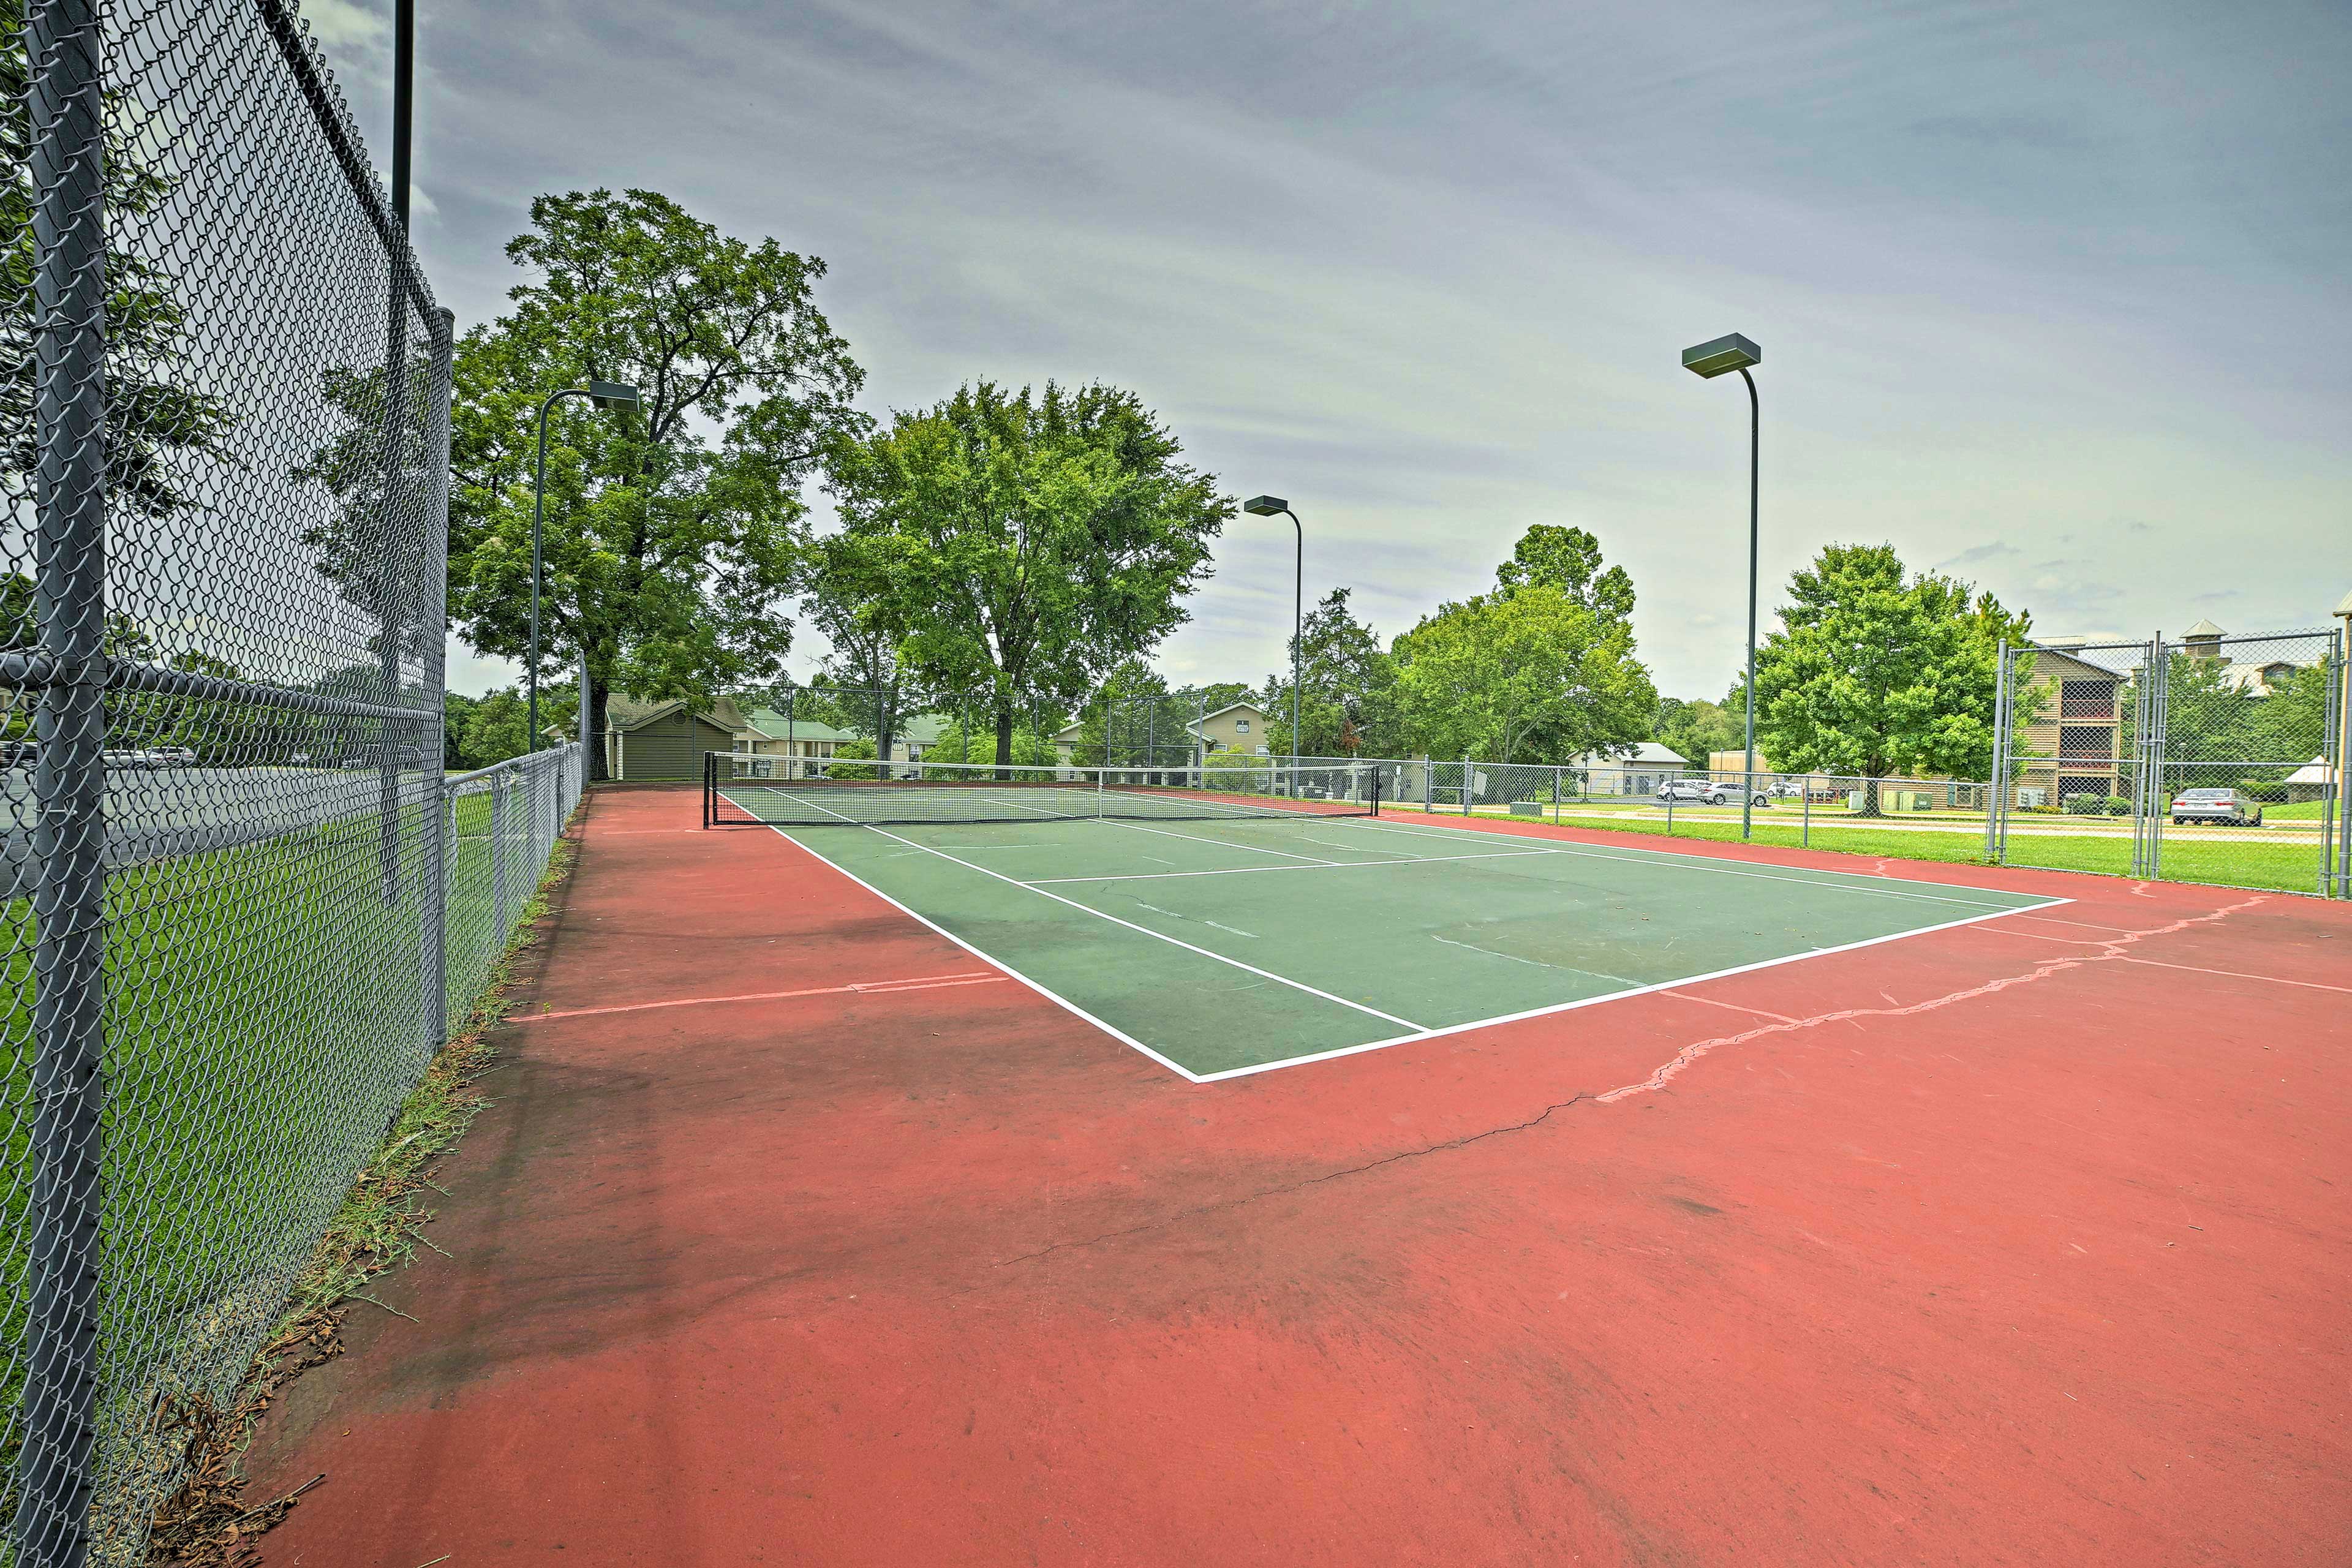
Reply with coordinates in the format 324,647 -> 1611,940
1242,495 -> 1303,783
1682,332 -> 1763,841
530,380 -> 640,750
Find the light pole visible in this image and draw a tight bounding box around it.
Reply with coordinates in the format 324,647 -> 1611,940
1682,333 -> 1763,841
530,381 -> 639,750
1243,496 -> 1303,787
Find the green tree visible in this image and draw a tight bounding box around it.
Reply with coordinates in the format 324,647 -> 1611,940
459,682 -> 576,767
919,720 -> 1058,779
443,691 -> 481,769
824,380 -> 1227,771
1262,588 -> 1398,758
1494,523 -> 1635,622
440,189 -> 866,781
801,530 -> 920,761
1652,696 -> 1741,771
1390,584 -> 1656,763
2,0 -> 233,542
2246,662 -> 2329,771
1071,657 -> 1172,766
1750,544 -> 2031,811
818,735 -> 880,780
1387,527 -> 1656,763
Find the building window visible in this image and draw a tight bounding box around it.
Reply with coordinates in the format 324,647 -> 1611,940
1234,719 -> 1250,733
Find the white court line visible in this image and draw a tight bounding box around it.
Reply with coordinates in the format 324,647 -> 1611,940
1090,815 -> 1340,864
741,792 -> 2071,1085
796,821 -> 1425,1034
1327,817 -> 2040,911
1189,895 -> 2075,1082
1020,844 -> 1571,886
750,821 -> 1208,1083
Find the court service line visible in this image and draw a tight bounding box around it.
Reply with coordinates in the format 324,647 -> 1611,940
1328,817 -> 2040,911
1187,895 -> 2072,1083
508,971 -> 1005,1023
753,823 -> 1209,1082
845,823 -> 1422,1030
772,816 -> 1425,1036
1019,843 -> 1572,886
986,793 -> 1342,865
1091,816 -> 1341,864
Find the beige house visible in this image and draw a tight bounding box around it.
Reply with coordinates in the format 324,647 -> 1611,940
733,710 -> 951,777
1186,701 -> 1271,757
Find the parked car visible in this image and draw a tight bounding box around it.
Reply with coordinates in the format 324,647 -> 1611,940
2170,787 -> 2262,827
1657,778 -> 1768,807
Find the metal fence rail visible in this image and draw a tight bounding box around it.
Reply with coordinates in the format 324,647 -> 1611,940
0,4 -> 587,1562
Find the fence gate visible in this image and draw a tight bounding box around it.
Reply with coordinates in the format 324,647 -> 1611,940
1995,629 -> 2348,896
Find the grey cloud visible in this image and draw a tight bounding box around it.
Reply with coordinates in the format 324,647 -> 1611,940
306,2 -> 2352,700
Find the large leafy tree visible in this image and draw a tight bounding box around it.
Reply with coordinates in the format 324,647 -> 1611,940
800,532 -> 917,763
1750,543 -> 2031,809
824,380 -> 1228,769
444,189 -> 865,779
1494,523 -> 1635,621
1387,526 -> 1656,763
1390,584 -> 1656,763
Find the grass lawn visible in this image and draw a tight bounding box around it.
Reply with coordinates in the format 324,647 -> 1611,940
1446,804 -> 2332,895
1,785 -> 538,1527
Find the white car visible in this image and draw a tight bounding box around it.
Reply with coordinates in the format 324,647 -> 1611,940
1657,778 -> 1768,807
2170,788 -> 2262,827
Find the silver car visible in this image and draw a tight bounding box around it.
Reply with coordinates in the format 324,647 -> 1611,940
1657,778 -> 1768,807
2171,788 -> 2262,827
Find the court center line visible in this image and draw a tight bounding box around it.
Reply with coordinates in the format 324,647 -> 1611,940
1325,817 -> 2038,911
1019,844 -> 1572,886
831,821 -> 1427,1033
752,821 -> 1208,1082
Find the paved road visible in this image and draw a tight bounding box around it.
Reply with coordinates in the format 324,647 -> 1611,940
2,766 -> 439,894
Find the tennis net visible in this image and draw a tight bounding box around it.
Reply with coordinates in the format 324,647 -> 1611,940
704,753 -> 1381,827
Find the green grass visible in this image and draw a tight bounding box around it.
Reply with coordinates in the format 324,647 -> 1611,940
1440,805 -> 2332,895
0,785 -> 552,1540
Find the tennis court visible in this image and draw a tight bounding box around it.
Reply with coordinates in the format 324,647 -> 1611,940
713,760 -> 2065,1079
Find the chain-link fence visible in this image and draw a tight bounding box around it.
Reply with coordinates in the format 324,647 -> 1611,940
1992,630 -> 2346,894
1280,693 -> 2346,897
0,4 -> 586,1561
442,747 -> 584,1028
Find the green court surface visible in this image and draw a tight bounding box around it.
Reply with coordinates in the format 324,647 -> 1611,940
758,809 -> 2066,1080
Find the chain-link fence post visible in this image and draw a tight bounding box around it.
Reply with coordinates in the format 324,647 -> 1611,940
17,0 -> 110,1557
491,772 -> 510,943
1994,635 -> 2013,865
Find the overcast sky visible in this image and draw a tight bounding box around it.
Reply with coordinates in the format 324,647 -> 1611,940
309,0 -> 2351,704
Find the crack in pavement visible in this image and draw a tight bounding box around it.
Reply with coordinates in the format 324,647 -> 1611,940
989,894 -> 2268,1273
992,1093 -> 1594,1270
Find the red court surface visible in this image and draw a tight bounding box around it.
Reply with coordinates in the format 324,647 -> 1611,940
245,784 -> 2352,1566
